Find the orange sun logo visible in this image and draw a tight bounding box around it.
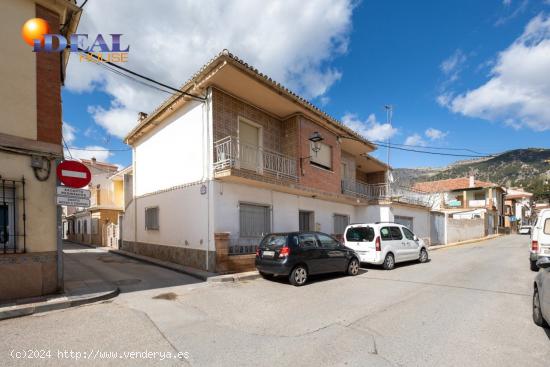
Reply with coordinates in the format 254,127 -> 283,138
21,18 -> 50,46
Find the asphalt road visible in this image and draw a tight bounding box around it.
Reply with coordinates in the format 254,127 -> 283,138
2,235 -> 549,366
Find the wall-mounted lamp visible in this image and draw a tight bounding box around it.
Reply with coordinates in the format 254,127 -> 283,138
309,132 -> 324,154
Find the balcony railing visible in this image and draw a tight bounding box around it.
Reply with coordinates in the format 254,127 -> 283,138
214,136 -> 298,180
342,179 -> 432,207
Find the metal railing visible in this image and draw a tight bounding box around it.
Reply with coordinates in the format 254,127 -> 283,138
228,237 -> 261,255
342,179 -> 432,207
0,177 -> 26,254
214,136 -> 297,180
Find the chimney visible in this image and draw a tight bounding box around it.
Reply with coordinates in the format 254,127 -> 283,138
138,112 -> 148,121
91,157 -> 97,164
469,174 -> 475,188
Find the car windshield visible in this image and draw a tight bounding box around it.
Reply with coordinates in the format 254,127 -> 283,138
260,235 -> 288,249
346,227 -> 375,242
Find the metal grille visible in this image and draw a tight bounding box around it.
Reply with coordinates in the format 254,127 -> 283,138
0,176 -> 26,254
333,214 -> 350,235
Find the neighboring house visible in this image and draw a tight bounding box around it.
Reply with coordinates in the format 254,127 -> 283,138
65,159 -> 125,248
0,0 -> 81,301
504,188 -> 533,228
414,175 -> 505,244
121,50 -> 431,273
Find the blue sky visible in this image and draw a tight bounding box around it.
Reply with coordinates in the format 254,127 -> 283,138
62,0 -> 550,169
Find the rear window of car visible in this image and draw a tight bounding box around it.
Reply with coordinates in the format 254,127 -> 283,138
260,235 -> 287,249
346,227 -> 375,242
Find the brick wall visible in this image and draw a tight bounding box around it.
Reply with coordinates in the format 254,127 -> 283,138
298,116 -> 341,194
36,4 -> 62,145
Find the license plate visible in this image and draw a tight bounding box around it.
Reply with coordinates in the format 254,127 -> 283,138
263,250 -> 275,258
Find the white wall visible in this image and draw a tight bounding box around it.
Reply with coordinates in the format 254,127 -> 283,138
213,182 -> 356,237
122,182 -> 212,251
391,205 -> 430,241
134,100 -> 207,196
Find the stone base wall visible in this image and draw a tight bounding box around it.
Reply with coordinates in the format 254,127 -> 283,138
121,241 -> 215,271
214,233 -> 256,273
0,251 -> 58,302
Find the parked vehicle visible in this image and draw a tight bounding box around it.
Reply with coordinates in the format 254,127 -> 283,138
530,209 -> 550,271
255,232 -> 360,286
533,257 -> 550,328
519,225 -> 532,235
343,222 -> 429,270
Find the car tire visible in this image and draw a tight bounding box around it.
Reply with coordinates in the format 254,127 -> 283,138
419,248 -> 429,263
289,265 -> 308,286
382,253 -> 395,270
530,260 -> 539,272
533,288 -> 549,328
347,258 -> 360,276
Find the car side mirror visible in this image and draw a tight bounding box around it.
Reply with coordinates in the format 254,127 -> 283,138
536,257 -> 550,269
413,235 -> 418,241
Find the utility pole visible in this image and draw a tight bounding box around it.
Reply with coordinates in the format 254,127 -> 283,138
384,105 -> 393,193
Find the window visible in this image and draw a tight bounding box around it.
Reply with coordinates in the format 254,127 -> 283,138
474,192 -> 485,200
260,234 -> 287,249
77,220 -> 81,234
402,227 -> 415,240
389,226 -> 403,240
310,142 -> 332,170
544,219 -> 550,235
346,227 -> 375,242
239,203 -> 270,237
380,227 -> 392,241
83,220 -> 88,235
0,205 -> 8,245
299,234 -> 318,248
145,207 -> 160,230
333,214 -> 350,235
317,233 -> 339,249
91,218 -> 99,235
299,211 -> 314,231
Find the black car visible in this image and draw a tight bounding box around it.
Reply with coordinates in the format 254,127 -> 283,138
255,231 -> 360,286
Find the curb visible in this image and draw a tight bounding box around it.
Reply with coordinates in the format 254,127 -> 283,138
108,249 -> 216,281
0,288 -> 119,321
429,234 -> 502,251
207,271 -> 261,283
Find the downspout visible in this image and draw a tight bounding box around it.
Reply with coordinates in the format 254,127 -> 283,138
205,87 -> 213,271
56,158 -> 63,293
133,147 -> 137,248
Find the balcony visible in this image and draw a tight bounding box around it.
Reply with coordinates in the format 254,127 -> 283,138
342,179 -> 432,207
214,136 -> 298,180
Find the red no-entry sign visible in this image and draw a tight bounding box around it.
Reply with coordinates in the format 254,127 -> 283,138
56,160 -> 91,188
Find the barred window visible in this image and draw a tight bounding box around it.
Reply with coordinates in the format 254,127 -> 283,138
145,207 -> 159,230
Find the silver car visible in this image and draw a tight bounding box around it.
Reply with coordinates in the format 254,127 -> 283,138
533,257 -> 550,328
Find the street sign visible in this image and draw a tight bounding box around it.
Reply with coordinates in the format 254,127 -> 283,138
56,186 -> 91,199
56,196 -> 90,207
56,160 -> 91,188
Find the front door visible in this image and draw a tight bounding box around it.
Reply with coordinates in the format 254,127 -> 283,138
238,120 -> 260,172
299,211 -> 314,231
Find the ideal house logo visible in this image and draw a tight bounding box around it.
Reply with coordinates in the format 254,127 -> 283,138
21,18 -> 129,63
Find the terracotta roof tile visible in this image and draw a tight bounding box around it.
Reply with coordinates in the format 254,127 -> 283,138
413,177 -> 498,193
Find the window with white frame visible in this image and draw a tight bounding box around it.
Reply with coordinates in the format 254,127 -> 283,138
310,142 -> 332,170
333,214 -> 349,235
145,207 -> 159,230
239,203 -> 271,238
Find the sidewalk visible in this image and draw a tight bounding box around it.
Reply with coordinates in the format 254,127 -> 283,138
429,233 -> 502,251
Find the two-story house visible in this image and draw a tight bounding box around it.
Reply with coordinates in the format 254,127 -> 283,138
0,0 -> 81,301
504,188 -> 533,228
414,175 -> 505,235
121,50 -> 431,273
65,158 -> 124,247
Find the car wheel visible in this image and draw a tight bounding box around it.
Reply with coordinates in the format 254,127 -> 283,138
533,288 -> 549,328
530,260 -> 539,272
347,258 -> 360,276
419,248 -> 429,263
289,265 -> 308,286
382,253 -> 395,270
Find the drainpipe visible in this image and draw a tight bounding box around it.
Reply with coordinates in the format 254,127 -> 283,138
56,158 -> 63,293
133,147 -> 137,248
205,87 -> 213,271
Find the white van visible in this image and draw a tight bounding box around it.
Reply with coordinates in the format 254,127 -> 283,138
343,222 -> 429,270
530,209 -> 550,271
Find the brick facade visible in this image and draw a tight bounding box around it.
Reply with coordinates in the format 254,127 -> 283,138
36,4 -> 62,145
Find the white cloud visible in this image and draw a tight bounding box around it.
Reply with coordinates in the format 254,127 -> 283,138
425,128 -> 448,140
62,122 -> 77,144
64,146 -> 112,162
495,0 -> 528,26
66,0 -> 355,138
440,49 -> 467,83
445,13 -> 550,131
341,113 -> 398,142
404,133 -> 427,147
503,0 -> 512,5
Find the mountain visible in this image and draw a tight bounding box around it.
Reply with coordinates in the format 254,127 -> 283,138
394,148 -> 550,199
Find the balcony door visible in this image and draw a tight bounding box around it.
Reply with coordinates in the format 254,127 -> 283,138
238,118 -> 262,172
